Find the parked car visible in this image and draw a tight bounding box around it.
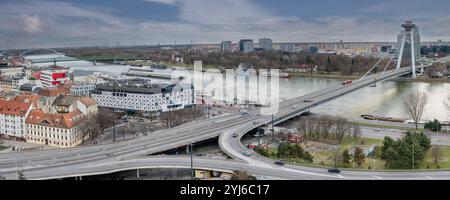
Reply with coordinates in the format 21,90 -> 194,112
232,133 -> 239,138
328,168 -> 341,174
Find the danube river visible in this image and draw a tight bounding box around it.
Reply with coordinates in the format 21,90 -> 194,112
26,54 -> 450,121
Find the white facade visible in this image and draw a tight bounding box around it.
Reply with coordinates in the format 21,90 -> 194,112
70,82 -> 96,96
26,123 -> 83,148
0,102 -> 32,141
40,70 -> 70,88
91,84 -> 194,112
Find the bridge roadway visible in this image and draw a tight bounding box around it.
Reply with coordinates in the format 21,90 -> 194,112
3,66 -> 446,180
2,156 -> 450,180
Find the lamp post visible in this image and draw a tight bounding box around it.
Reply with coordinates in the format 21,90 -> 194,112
190,142 -> 194,180
412,139 -> 415,172
112,81 -> 116,142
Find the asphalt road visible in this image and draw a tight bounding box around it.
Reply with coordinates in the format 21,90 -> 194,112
2,156 -> 449,180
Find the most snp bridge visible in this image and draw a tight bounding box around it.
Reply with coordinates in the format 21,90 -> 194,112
0,65 -> 436,180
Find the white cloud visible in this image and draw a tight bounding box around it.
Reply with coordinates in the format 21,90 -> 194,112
1,0 -> 450,49
179,0 -> 268,25
21,15 -> 44,34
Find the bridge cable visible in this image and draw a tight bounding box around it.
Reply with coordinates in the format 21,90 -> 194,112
358,41 -> 402,81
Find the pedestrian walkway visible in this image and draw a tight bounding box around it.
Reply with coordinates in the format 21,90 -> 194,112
0,140 -> 56,153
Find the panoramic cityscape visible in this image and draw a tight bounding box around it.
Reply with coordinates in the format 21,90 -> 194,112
1,0 -> 450,186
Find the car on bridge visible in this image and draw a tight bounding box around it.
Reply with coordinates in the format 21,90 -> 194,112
303,99 -> 313,103
342,80 -> 352,85
241,151 -> 252,156
253,120 -> 259,125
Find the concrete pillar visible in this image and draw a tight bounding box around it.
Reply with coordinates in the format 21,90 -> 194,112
136,169 -> 140,179
396,34 -> 406,69
410,30 -> 416,79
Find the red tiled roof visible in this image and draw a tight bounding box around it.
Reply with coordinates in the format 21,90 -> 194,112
14,94 -> 40,108
26,109 -> 86,129
38,87 -> 69,97
0,99 -> 31,116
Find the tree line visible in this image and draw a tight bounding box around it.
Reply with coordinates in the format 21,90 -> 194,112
296,116 -> 360,144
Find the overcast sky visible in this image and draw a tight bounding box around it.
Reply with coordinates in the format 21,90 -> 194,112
1,0 -> 450,49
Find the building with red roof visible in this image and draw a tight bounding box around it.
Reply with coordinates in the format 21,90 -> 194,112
0,99 -> 33,141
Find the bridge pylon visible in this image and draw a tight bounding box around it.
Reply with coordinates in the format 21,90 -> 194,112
396,21 -> 420,79
397,21 -> 423,78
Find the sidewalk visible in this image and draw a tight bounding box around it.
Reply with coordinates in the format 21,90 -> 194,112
0,140 -> 56,153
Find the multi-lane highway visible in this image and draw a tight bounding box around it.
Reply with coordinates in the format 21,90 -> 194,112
3,156 -> 450,180
3,66 -> 447,180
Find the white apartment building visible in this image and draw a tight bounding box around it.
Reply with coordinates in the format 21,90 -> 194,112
40,70 -> 71,88
70,81 -> 96,96
0,100 -> 33,141
91,80 -> 195,112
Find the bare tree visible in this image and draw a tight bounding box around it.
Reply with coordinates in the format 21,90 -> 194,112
335,118 -> 350,144
97,108 -> 116,135
403,91 -> 428,129
80,115 -> 102,144
431,146 -> 442,166
122,123 -> 136,139
320,117 -> 334,142
353,125 -> 361,138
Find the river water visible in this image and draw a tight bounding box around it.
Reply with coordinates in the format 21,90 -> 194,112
26,54 -> 450,121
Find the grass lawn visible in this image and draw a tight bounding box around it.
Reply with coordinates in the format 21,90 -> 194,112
418,146 -> 450,170
0,145 -> 8,151
259,137 -> 450,171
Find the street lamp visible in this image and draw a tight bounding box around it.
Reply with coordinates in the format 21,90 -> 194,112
190,142 -> 194,180
412,139 -> 415,172
112,81 -> 116,142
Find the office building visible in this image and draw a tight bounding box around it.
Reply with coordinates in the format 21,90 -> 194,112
259,38 -> 273,51
221,41 -> 232,52
239,39 -> 254,53
91,80 -> 195,112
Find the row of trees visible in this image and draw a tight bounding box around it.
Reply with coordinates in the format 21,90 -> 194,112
296,116 -> 359,144
79,106 -> 206,143
341,148 -> 366,167
159,106 -> 205,128
424,119 -> 442,132
276,143 -> 313,163
67,48 -> 396,75
80,107 -> 116,143
380,132 -> 431,169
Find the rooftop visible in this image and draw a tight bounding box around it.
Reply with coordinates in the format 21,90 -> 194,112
0,99 -> 31,116
26,109 -> 86,129
95,80 -> 193,95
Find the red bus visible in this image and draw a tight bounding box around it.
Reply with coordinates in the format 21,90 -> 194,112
342,80 -> 353,85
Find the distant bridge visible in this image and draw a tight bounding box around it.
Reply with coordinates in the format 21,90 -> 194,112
27,55 -> 141,64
